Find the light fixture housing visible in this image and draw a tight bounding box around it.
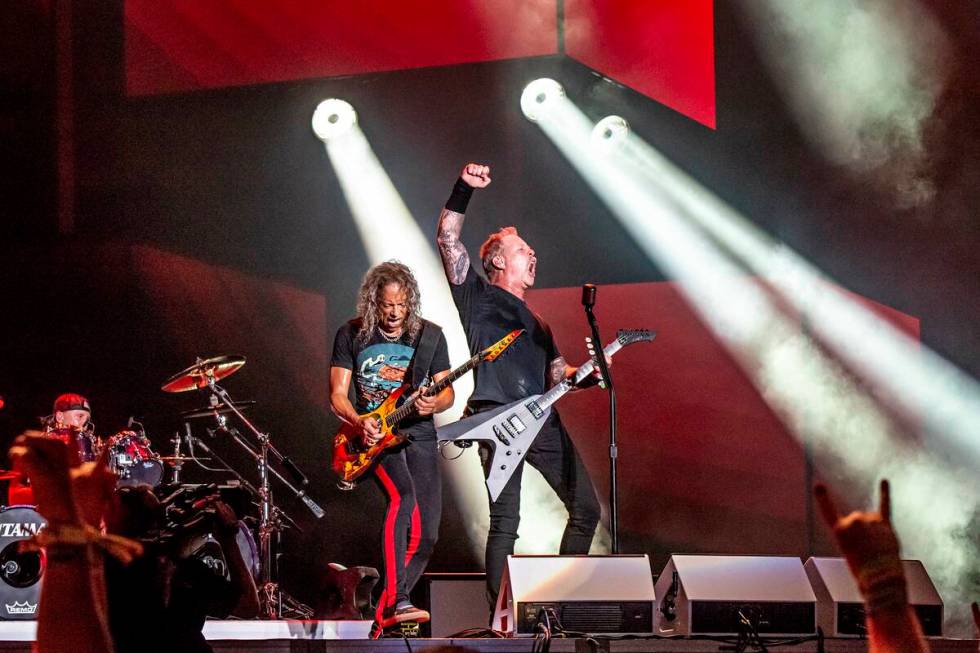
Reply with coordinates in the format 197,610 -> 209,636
520,78 -> 566,122
312,99 -> 358,141
591,115 -> 630,149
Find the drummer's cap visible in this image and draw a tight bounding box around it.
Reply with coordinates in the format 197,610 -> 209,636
53,393 -> 91,413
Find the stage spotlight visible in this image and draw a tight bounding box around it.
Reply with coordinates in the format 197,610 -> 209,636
520,78 -> 565,122
311,99 -> 357,141
591,115 -> 630,149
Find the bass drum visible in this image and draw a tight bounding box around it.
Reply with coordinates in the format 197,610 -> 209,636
0,506 -> 45,620
107,431 -> 164,487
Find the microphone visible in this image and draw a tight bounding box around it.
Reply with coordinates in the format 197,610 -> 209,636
581,283 -> 596,309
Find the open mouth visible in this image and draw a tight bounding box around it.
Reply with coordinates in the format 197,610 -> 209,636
528,259 -> 537,276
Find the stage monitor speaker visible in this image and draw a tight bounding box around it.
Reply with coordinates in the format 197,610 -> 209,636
654,555 -> 817,636
492,554 -> 655,637
804,557 -> 943,637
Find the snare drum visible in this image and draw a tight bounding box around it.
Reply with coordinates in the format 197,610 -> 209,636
107,431 -> 164,487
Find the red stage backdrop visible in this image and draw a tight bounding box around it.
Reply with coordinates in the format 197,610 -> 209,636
123,1 -> 716,128
124,0 -> 559,96
526,280 -> 918,555
564,0 -> 716,128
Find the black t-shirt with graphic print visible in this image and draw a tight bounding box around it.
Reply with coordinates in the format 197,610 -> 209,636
450,265 -> 560,408
331,319 -> 451,441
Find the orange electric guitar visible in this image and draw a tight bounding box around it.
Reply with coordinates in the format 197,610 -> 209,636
332,329 -> 524,487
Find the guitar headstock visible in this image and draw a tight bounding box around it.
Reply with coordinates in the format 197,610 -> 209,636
616,328 -> 655,347
481,329 -> 525,362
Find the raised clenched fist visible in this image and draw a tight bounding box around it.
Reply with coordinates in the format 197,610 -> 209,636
461,163 -> 491,188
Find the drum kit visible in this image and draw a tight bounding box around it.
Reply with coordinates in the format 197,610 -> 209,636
0,355 -> 323,621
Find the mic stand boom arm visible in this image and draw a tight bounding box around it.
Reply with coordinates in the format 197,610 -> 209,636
206,381 -> 323,519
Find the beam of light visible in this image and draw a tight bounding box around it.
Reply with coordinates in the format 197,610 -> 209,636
598,128 -> 980,634
524,91 -> 977,634
314,102 -> 590,561
608,133 -> 980,474
739,0 -> 950,208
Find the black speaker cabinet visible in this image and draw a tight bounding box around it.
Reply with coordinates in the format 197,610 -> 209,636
804,557 -> 944,637
492,554 -> 655,636
414,572 -> 488,637
654,555 -> 817,636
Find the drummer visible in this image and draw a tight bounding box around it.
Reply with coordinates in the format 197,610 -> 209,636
9,393 -> 97,504
50,392 -> 93,431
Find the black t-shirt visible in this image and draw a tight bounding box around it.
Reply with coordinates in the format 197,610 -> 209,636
450,265 -> 560,407
331,319 -> 451,440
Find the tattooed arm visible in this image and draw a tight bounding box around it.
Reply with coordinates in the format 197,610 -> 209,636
548,356 -> 576,389
437,163 -> 491,285
437,208 -> 471,284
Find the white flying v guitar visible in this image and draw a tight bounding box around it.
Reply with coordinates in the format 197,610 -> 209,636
437,329 -> 654,501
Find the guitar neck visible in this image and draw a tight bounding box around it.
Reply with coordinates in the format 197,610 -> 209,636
535,340 -> 624,412
385,351 -> 482,427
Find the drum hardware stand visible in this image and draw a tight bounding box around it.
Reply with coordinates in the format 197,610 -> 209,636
199,369 -> 324,620
170,430 -> 185,484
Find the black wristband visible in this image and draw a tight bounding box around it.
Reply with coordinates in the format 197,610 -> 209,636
445,178 -> 474,214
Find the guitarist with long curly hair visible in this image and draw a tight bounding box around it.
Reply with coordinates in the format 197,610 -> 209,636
329,261 -> 454,633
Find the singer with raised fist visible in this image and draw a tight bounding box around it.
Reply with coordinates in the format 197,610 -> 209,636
436,163 -> 602,608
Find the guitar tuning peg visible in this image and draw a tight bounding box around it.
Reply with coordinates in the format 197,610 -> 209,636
585,336 -> 592,343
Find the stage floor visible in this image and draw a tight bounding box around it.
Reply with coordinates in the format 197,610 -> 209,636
0,622 -> 976,653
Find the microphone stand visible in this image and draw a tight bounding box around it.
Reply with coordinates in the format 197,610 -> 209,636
582,284 -> 620,553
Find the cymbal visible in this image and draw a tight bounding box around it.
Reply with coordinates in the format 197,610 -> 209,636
158,455 -> 207,462
180,400 -> 255,420
161,355 -> 245,393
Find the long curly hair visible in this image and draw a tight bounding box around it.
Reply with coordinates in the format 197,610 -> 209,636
355,260 -> 423,344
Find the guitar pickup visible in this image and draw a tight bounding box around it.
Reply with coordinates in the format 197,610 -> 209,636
501,415 -> 524,440
492,425 -> 511,446
526,401 -> 543,419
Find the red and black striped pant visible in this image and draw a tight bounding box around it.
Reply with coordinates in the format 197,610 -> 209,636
372,436 -> 442,617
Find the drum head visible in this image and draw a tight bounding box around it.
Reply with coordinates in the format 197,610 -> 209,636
0,506 -> 46,620
116,460 -> 164,488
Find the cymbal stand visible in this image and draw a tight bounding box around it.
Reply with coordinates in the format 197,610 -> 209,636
201,370 -> 323,620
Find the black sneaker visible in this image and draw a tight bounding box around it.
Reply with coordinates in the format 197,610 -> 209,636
380,604 -> 430,628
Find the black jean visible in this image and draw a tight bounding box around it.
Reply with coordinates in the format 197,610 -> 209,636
476,408 -> 601,607
373,436 -> 442,616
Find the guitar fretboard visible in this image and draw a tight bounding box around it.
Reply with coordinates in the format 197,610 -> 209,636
384,352 -> 482,427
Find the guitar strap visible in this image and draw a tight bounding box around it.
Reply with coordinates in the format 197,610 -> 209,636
410,319 -> 442,389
